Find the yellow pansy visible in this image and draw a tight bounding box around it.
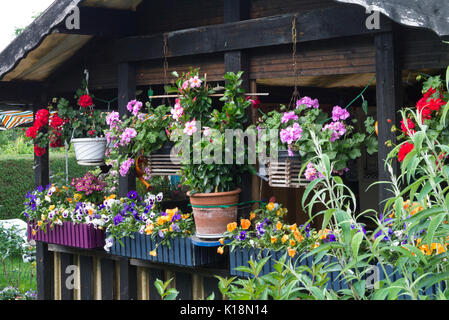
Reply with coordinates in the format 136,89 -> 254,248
74,194 -> 82,202
281,235 -> 289,243
49,205 -> 55,211
150,250 -> 157,257
266,202 -> 275,211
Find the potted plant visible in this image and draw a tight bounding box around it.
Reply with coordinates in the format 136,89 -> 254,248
254,97 -> 378,181
104,101 -> 172,179
168,69 -> 254,239
25,98 -> 72,157
56,83 -> 108,166
103,191 -> 222,266
23,181 -> 107,249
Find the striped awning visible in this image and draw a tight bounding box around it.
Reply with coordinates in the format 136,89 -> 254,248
0,110 -> 33,130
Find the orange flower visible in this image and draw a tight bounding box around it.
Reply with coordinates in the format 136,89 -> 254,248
288,247 -> 296,258
276,221 -> 283,231
217,247 -> 224,255
281,235 -> 289,243
294,230 -> 304,242
219,238 -> 225,245
289,224 -> 297,231
227,222 -> 237,233
150,250 -> 157,257
67,198 -> 73,203
249,212 -> 256,220
241,219 -> 251,230
290,239 -> 296,246
145,224 -> 154,235
266,202 -> 275,211
271,236 -> 277,244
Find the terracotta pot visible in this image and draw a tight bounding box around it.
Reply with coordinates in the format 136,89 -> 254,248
188,188 -> 241,239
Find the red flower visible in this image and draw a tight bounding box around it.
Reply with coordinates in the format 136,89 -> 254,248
246,96 -> 261,109
25,126 -> 38,139
50,114 -> 64,129
398,142 -> 414,162
88,130 -> 96,136
34,109 -> 49,129
78,94 -> 93,108
428,98 -> 445,112
34,145 -> 46,157
423,87 -> 436,99
400,118 -> 415,136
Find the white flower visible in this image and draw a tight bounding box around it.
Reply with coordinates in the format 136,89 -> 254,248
249,240 -> 255,247
45,196 -> 51,203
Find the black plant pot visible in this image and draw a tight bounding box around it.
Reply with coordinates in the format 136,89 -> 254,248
153,141 -> 174,156
277,149 -> 301,162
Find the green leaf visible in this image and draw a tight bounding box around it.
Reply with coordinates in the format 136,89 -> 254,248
322,209 -> 335,230
351,231 -> 364,258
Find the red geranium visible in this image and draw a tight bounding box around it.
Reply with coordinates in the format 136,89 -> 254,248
34,109 -> 49,129
398,142 -> 414,162
34,145 -> 46,157
25,126 -> 38,139
428,98 -> 445,112
400,118 -> 415,136
50,114 -> 64,129
78,94 -> 93,108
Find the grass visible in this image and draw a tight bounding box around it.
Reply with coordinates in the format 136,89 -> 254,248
0,256 -> 36,292
0,153 -> 90,220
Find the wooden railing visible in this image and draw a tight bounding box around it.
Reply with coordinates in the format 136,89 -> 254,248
36,242 -> 226,300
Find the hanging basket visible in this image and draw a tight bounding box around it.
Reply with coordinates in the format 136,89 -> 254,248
147,142 -> 181,177
72,137 -> 107,166
267,151 -> 307,188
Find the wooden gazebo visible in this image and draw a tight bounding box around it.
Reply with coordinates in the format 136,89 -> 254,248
0,0 -> 447,300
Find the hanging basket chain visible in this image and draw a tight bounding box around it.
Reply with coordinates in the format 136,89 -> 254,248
162,33 -> 171,106
288,14 -> 300,110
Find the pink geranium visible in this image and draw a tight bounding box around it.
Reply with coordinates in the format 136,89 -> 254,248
119,158 -> 135,177
127,100 -> 143,116
296,96 -> 319,109
331,106 -> 350,121
304,162 -> 324,181
281,111 -> 299,124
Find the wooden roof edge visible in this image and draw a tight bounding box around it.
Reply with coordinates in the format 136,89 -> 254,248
0,0 -> 83,81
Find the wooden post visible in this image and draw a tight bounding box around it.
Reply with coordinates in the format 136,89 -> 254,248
60,252 -> 74,300
375,24 -> 402,214
224,0 -> 252,218
36,242 -> 54,300
33,103 -> 49,188
100,258 -> 115,300
119,258 -> 137,300
118,62 -> 136,197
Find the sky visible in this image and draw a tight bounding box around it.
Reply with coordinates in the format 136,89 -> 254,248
0,0 -> 55,51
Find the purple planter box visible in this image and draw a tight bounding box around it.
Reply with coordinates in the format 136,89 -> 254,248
27,221 -> 105,249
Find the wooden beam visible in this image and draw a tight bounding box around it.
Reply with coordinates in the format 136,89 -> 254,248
119,258 -> 137,300
53,6 -> 136,37
0,81 -> 42,104
118,62 -> 136,197
113,6 -> 391,63
375,25 -> 403,213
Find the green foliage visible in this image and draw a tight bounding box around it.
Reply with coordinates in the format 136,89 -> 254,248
154,278 -> 179,300
0,154 -> 89,220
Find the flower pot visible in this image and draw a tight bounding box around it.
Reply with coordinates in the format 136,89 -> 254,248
72,137 -> 107,166
277,149 -> 301,162
153,141 -> 174,156
188,188 -> 241,239
27,221 -> 105,249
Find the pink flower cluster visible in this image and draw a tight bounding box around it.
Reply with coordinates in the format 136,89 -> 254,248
106,111 -> 121,129
127,100 -> 143,116
322,121 -> 346,142
304,162 -> 324,181
119,158 -> 135,177
296,96 -> 319,109
171,99 -> 184,121
182,75 -> 203,90
120,128 -> 137,146
71,172 -> 106,196
331,106 -> 350,122
184,119 -> 198,136
281,111 -> 298,124
280,123 -> 303,145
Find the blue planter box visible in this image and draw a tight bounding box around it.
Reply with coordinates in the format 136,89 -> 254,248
109,233 -> 222,267
229,247 -> 446,298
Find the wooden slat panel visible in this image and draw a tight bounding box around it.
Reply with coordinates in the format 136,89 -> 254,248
148,268 -> 164,300
101,258 -> 115,300
60,252 -> 74,300
175,272 -> 193,300
80,255 -> 94,300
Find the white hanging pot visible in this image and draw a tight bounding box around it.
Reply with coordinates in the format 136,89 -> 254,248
71,137 -> 107,166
